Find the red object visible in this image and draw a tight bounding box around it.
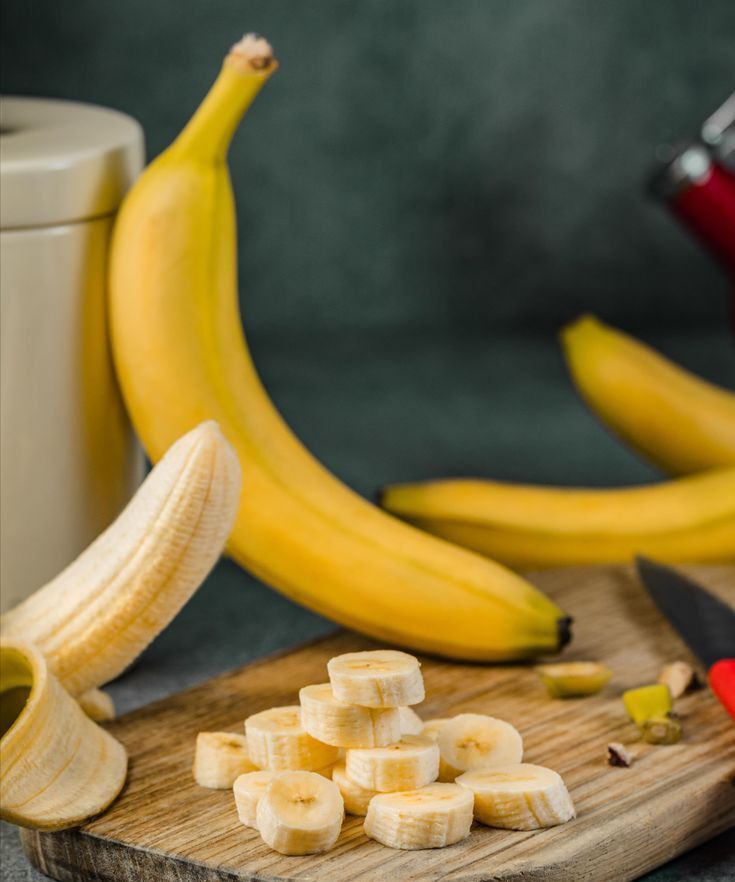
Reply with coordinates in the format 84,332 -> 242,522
649,91 -> 735,329
669,160 -> 735,330
670,161 -> 735,275
708,658 -> 735,720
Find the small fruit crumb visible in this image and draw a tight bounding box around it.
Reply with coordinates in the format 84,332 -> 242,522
657,661 -> 700,700
607,742 -> 634,767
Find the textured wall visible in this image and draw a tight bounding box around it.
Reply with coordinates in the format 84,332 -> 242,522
2,0 -> 734,332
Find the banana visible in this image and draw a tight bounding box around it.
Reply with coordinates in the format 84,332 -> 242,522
0,641 -> 127,831
331,762 -> 379,816
245,706 -> 339,771
194,731 -> 258,789
328,651 -> 425,708
380,468 -> 735,568
78,688 -> 116,722
233,770 -> 276,828
437,714 -> 523,779
399,706 -> 424,735
1,422 -> 241,696
256,770 -> 344,855
345,735 -> 439,792
456,764 -> 575,830
535,662 -> 612,698
364,783 -> 474,850
108,33 -> 571,662
299,683 -> 401,748
561,315 -> 735,475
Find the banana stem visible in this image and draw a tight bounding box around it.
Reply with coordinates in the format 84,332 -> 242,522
172,34 -> 277,162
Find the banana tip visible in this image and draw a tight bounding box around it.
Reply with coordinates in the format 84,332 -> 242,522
229,33 -> 276,72
559,313 -> 600,346
557,616 -> 573,650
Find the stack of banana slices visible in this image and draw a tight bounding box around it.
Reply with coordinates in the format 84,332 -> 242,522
193,649 -> 576,854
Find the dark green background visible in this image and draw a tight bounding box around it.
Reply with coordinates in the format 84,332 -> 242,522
2,4 -> 734,879
3,0 -> 735,332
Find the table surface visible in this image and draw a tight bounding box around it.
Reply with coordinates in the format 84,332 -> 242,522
2,329 -> 733,881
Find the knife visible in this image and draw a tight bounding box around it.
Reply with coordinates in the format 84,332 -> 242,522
635,556 -> 735,720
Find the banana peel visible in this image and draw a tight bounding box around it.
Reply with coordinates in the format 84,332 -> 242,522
0,641 -> 127,831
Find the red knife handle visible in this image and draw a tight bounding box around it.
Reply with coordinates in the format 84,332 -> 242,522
708,659 -> 735,720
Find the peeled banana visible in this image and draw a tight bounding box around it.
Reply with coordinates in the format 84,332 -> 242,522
256,770 -> 344,855
380,468 -> 735,568
561,315 -> 735,475
345,735 -> 440,792
1,422 -> 241,696
193,731 -> 257,789
233,770 -> 276,828
108,34 -> 570,662
245,706 -> 339,771
0,641 -> 127,831
364,783 -> 474,850
456,763 -> 575,830
299,683 -> 402,748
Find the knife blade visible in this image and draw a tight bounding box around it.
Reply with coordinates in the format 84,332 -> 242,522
635,556 -> 735,719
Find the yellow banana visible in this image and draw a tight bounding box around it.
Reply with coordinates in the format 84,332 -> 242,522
108,35 -> 569,661
561,315 -> 735,474
380,468 -> 735,568
1,422 -> 241,695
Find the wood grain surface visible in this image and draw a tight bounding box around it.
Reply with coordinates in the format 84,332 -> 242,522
21,565 -> 735,882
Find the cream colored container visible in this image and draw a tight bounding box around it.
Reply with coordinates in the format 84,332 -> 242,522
0,97 -> 144,612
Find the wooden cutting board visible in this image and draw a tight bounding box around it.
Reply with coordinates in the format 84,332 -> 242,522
20,565 -> 735,882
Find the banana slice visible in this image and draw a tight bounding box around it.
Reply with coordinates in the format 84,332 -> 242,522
364,783 -> 474,849
78,688 -> 115,722
194,731 -> 258,789
299,683 -> 401,747
345,734 -> 439,792
327,650 -> 424,708
331,762 -> 379,816
422,718 -> 449,740
456,763 -> 575,830
438,713 -> 522,778
233,770 -> 276,828
399,706 -> 424,735
420,718 -> 458,782
256,770 -> 344,855
0,641 -> 127,831
536,662 -> 611,698
245,706 -> 339,771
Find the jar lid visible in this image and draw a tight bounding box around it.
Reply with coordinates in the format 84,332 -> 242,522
0,96 -> 144,229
